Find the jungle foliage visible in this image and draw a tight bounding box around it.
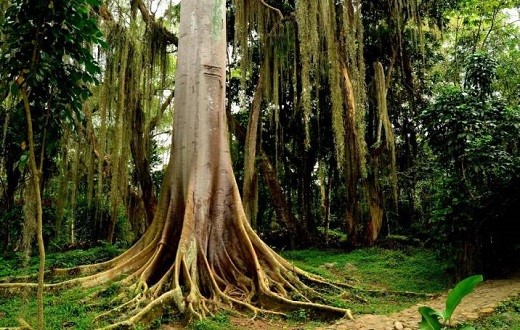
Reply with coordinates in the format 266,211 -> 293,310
0,0 -> 517,318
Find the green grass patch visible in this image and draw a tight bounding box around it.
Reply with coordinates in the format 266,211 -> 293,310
0,281 -> 129,329
282,247 -> 450,314
0,245 -> 125,328
0,244 -> 123,278
190,312 -> 232,330
463,295 -> 520,330
0,245 -> 451,327
0,286 -> 102,329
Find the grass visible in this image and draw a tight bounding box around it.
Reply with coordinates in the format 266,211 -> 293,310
191,313 -> 231,330
461,295 -> 520,330
0,243 -> 123,279
282,247 -> 450,314
0,245 -> 125,329
0,245 -> 451,328
0,286 -> 101,329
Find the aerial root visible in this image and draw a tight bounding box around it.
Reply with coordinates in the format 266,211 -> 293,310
1,224 -> 358,329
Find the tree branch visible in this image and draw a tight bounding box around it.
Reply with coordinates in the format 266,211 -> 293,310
260,0 -> 284,20
135,0 -> 178,47
96,1 -> 178,47
150,89 -> 174,131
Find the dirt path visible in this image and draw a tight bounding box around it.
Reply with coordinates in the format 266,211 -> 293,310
319,276 -> 520,330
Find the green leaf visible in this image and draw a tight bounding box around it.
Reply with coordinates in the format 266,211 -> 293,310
97,39 -> 109,49
10,82 -> 19,95
418,306 -> 442,330
85,61 -> 100,75
443,275 -> 483,321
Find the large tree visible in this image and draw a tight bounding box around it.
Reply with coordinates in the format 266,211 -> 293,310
1,0 -> 349,327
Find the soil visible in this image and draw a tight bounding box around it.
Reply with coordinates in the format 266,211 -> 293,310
162,275 -> 520,330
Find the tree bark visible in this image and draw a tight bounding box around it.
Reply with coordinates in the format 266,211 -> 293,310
338,51 -> 365,246
129,99 -> 156,228
258,151 -> 309,248
21,86 -> 45,330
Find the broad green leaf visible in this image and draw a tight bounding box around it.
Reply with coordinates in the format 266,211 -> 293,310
418,306 -> 442,330
85,61 -> 100,75
443,275 -> 483,321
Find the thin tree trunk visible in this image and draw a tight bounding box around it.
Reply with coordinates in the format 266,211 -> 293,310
230,115 -> 309,247
259,151 -> 309,248
339,51 -> 364,246
364,173 -> 384,246
21,87 -> 45,330
242,73 -> 264,228
129,101 -> 156,227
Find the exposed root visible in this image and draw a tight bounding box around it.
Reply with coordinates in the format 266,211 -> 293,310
1,172 -> 356,330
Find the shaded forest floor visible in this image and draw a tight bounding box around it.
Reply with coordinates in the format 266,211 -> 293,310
0,244 -> 518,329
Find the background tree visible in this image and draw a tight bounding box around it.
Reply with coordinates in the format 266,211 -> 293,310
420,52 -> 519,278
0,0 -> 104,327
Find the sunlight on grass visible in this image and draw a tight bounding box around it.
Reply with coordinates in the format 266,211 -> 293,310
0,287 -> 99,329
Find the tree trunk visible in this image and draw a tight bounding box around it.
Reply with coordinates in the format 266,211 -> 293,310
129,99 -> 156,228
0,3 -> 350,326
364,174 -> 384,246
242,73 -> 264,228
258,151 -> 309,248
21,87 -> 45,330
229,115 -> 309,248
338,52 -> 365,247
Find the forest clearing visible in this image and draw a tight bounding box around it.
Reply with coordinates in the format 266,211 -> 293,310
0,0 -> 518,329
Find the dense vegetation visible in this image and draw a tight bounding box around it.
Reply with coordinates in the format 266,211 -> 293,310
0,0 -> 518,328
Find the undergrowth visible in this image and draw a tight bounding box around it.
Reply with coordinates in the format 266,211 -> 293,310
191,313 -> 231,330
0,286 -> 101,329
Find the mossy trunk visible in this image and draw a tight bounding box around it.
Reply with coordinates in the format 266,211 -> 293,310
21,87 -> 45,330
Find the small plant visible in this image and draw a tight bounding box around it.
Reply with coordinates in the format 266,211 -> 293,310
418,274 -> 483,330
